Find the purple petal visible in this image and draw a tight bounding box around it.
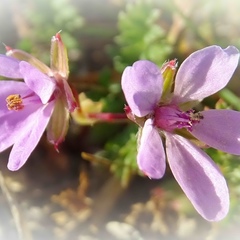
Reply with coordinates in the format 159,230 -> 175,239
0,102 -> 45,152
0,81 -> 41,152
137,119 -> 166,179
121,60 -> 163,117
19,61 -> 56,104
7,101 -> 55,171
165,133 -> 229,221
173,46 -> 239,104
191,109 -> 240,155
0,110 -> 30,152
0,55 -> 22,79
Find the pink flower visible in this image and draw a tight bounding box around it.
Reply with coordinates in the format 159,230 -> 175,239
121,46 -> 240,221
0,33 -> 77,171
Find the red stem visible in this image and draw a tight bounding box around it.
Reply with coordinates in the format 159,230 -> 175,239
88,112 -> 128,122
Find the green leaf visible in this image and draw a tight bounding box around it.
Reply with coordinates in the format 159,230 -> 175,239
111,0 -> 173,72
103,124 -> 139,187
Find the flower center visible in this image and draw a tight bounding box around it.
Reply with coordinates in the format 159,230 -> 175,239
6,94 -> 24,111
154,105 -> 203,132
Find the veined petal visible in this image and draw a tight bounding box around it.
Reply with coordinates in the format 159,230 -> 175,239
19,61 -> 56,104
173,46 -> 239,104
0,104 -> 42,152
0,81 -> 42,152
0,55 -> 22,79
121,60 -> 163,117
166,133 -> 229,221
137,119 -> 166,179
7,101 -> 55,171
191,109 -> 240,155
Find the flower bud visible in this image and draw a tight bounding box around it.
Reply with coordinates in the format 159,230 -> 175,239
161,59 -> 177,102
50,31 -> 69,78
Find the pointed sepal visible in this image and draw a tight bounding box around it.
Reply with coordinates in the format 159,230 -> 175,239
46,97 -> 69,150
161,59 -> 177,102
50,32 -> 69,78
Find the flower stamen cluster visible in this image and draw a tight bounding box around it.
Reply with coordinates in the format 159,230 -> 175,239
6,94 -> 24,111
154,105 -> 203,132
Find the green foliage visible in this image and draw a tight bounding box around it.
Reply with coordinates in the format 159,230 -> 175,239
112,0 -> 172,72
206,148 -> 240,190
104,124 -> 140,187
18,0 -> 84,63
85,69 -> 124,113
219,89 -> 240,111
205,148 -> 240,224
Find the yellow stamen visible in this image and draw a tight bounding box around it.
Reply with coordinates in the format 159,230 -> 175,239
6,94 -> 24,111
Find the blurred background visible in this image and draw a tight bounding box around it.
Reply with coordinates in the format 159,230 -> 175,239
0,0 -> 240,239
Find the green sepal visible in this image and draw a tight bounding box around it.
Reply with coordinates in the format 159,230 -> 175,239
161,59 -> 177,102
46,97 -> 69,150
50,32 -> 69,78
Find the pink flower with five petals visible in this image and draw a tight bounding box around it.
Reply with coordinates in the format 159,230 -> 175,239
0,33 -> 77,171
121,46 -> 240,221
